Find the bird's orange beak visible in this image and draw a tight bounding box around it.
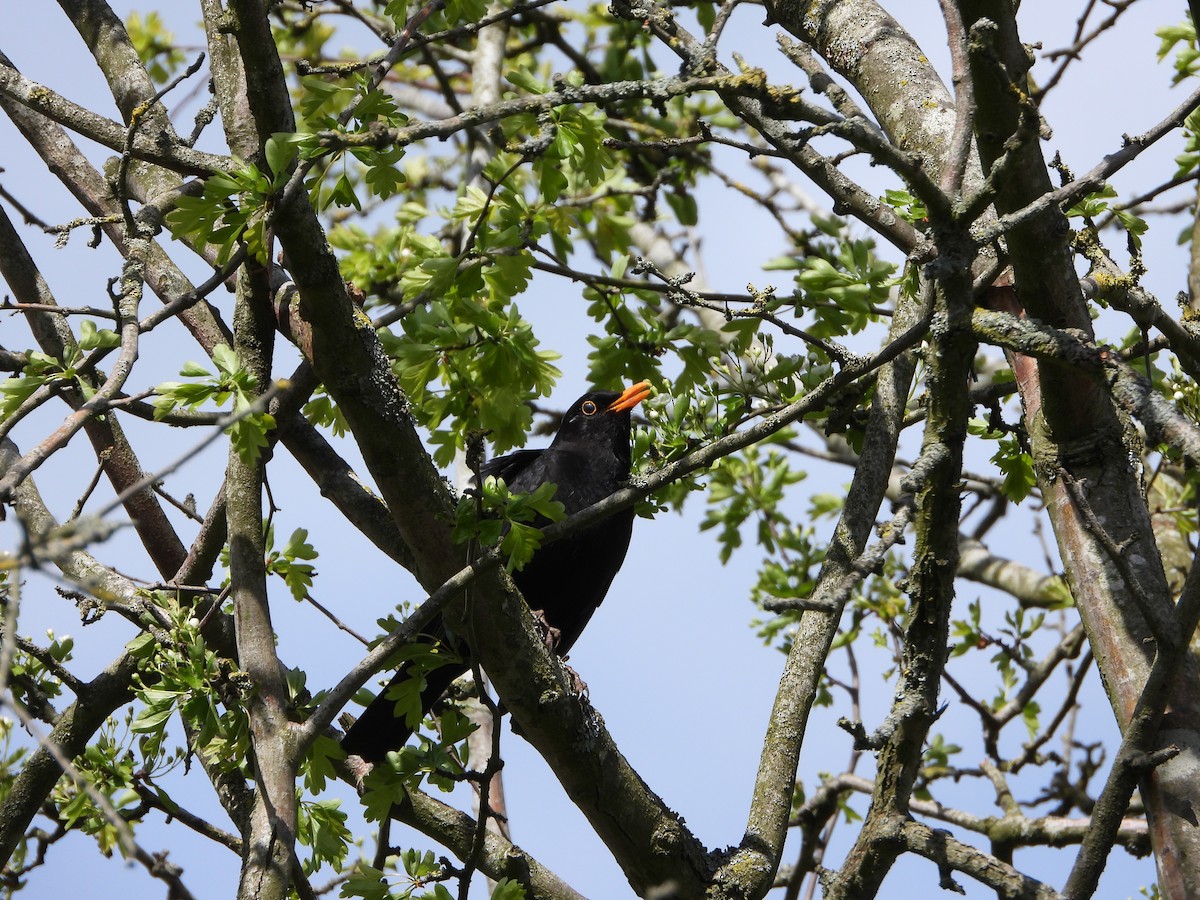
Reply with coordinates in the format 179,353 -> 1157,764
606,380 -> 652,413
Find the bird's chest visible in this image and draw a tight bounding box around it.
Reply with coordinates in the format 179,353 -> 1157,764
539,449 -> 624,514
507,445 -> 634,649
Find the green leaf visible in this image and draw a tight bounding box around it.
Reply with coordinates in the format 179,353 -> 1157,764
538,161 -> 569,204
166,164 -> 273,263
506,69 -> 548,94
1066,183 -> 1117,220
282,528 -> 318,561
611,252 -> 629,280
212,343 -> 241,377
500,521 -> 544,572
1022,701 -> 1041,740
358,765 -> 413,824
303,392 -> 349,436
301,734 -> 344,794
297,798 -> 351,874
445,0 -> 488,24
179,360 -> 212,378
340,863 -> 394,900
364,156 -> 407,199
993,438 -> 1036,504
666,190 -> 698,227
490,879 -> 527,900
126,11 -> 185,84
124,631 -> 157,658
1115,209 -> 1148,249
881,188 -> 927,224
229,408 -> 276,466
78,319 -> 121,350
265,132 -> 300,181
131,689 -> 183,733
435,707 -> 478,744
330,172 -> 361,210
0,373 -> 48,420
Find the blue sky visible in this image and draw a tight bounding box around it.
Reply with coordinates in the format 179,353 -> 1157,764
0,3 -> 1190,898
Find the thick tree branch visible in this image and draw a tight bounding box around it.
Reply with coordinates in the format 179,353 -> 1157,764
957,537 -> 1072,609
767,0 -> 980,198
391,785 -> 585,899
823,245 -> 976,898
201,6 -> 298,897
0,56 -> 225,175
957,5 -> 1200,897
709,288 -> 930,896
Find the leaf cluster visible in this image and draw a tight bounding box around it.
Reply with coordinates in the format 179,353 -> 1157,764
126,11 -> 186,85
166,164 -> 276,264
452,476 -> 566,572
265,526 -> 320,602
0,325 -> 120,421
7,630 -> 72,712
968,417 -> 1036,504
352,637 -> 468,757
766,237 -> 896,338
151,344 -> 277,464
277,75 -> 411,211
51,720 -> 143,857
1157,20 -> 1200,85
126,595 -> 249,769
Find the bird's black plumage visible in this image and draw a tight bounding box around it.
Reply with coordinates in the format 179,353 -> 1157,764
341,382 -> 651,762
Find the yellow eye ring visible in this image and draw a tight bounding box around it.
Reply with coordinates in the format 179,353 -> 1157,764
581,400 -> 598,416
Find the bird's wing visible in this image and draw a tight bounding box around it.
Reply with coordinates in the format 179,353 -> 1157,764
478,448 -> 544,489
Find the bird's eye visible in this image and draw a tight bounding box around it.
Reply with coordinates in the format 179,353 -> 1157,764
581,400 -> 598,416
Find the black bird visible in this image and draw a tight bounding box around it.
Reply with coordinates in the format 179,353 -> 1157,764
342,381 -> 652,762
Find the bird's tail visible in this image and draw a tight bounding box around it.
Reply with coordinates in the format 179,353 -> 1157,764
341,657 -> 468,763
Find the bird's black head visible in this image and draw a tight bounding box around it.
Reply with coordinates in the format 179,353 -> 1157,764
550,381 -> 652,459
